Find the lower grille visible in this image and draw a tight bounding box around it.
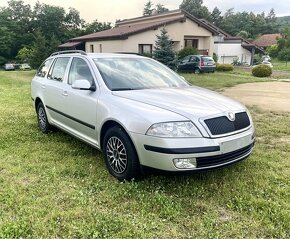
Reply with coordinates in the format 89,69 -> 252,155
204,112 -> 250,136
196,143 -> 254,168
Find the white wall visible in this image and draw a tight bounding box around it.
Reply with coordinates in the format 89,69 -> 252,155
214,43 -> 252,64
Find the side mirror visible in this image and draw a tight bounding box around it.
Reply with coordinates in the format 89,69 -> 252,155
72,79 -> 96,91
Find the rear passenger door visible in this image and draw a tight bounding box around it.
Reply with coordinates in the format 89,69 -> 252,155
61,57 -> 99,146
44,57 -> 71,126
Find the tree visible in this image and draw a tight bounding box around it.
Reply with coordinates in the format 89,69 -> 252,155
32,3 -> 66,42
267,44 -> 279,58
179,0 -> 211,20
153,27 -> 177,70
16,47 -> 32,63
83,20 -> 111,34
0,27 -> 14,58
236,30 -> 249,39
143,0 -> 154,16
276,27 -> 290,64
155,4 -> 169,14
210,7 -> 223,26
278,48 -> 290,65
29,31 -> 49,68
266,8 -> 278,33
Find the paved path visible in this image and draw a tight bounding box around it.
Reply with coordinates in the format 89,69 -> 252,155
222,82 -> 290,113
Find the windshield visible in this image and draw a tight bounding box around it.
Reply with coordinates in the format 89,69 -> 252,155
93,58 -> 189,91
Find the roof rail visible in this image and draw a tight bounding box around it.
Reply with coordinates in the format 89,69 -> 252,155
50,50 -> 87,56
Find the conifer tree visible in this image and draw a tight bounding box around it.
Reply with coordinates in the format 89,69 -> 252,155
153,27 -> 177,70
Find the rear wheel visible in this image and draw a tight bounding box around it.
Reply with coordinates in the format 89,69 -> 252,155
194,68 -> 201,74
37,102 -> 51,134
103,126 -> 140,181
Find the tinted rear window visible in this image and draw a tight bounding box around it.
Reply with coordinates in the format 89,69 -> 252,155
201,57 -> 214,62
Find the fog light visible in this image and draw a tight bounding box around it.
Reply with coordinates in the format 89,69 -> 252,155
173,158 -> 197,169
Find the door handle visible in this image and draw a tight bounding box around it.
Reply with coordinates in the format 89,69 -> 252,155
41,84 -> 46,89
62,91 -> 68,96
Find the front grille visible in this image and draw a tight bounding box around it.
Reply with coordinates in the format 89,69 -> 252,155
204,112 -> 250,136
196,143 -> 254,168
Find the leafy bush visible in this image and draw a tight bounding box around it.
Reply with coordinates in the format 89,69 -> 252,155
216,64 -> 233,71
177,47 -> 198,59
252,64 -> 272,77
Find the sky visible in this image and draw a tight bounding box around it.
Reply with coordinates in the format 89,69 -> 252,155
0,0 -> 289,23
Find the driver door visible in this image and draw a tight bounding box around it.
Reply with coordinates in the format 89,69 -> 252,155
61,57 -> 99,147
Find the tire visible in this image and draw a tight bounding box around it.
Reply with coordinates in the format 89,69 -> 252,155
194,68 -> 201,74
36,102 -> 50,134
103,126 -> 140,181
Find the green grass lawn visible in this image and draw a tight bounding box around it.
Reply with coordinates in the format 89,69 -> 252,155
181,72 -> 271,90
0,71 -> 289,238
272,58 -> 290,72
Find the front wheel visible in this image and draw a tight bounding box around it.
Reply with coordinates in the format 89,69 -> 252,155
103,126 -> 140,181
37,102 -> 51,134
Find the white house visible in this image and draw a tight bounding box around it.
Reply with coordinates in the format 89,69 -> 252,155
200,19 -> 264,65
59,10 -> 219,56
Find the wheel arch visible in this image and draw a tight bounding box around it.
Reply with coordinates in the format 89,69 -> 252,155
100,120 -> 126,150
100,120 -> 138,155
34,97 -> 43,111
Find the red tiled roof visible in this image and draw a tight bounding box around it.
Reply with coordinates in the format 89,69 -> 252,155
253,34 -> 281,47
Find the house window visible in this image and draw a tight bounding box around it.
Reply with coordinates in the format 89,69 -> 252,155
184,39 -> 198,48
138,44 -> 153,55
90,44 -> 94,53
99,44 -> 102,53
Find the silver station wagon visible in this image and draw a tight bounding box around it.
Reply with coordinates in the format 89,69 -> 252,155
31,51 -> 255,181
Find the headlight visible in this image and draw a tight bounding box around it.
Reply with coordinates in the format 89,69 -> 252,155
146,121 -> 201,138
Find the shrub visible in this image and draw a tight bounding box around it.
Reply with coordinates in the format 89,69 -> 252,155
216,64 -> 233,72
252,64 -> 272,77
177,47 -> 198,59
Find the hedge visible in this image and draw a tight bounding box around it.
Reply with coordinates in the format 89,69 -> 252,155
216,64 -> 233,72
252,64 -> 272,77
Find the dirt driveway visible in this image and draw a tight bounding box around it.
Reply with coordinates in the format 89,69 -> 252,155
222,82 -> 290,113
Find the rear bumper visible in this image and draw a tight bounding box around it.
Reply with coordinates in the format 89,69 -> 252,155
201,66 -> 216,72
130,127 -> 255,172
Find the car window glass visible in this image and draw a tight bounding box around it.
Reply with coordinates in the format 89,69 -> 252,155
48,57 -> 70,82
202,57 -> 214,62
37,59 -> 53,77
181,56 -> 190,63
68,58 -> 94,85
189,57 -> 198,62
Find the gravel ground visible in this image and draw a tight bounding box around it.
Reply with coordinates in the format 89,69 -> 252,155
222,82 -> 290,112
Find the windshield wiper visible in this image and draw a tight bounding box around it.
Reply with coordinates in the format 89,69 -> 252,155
111,87 -> 135,91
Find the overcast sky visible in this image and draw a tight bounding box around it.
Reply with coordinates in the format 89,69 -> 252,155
0,0 -> 288,23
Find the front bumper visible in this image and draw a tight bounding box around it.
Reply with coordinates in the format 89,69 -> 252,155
130,127 -> 255,171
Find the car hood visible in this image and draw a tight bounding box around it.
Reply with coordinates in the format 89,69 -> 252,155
112,86 -> 245,120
